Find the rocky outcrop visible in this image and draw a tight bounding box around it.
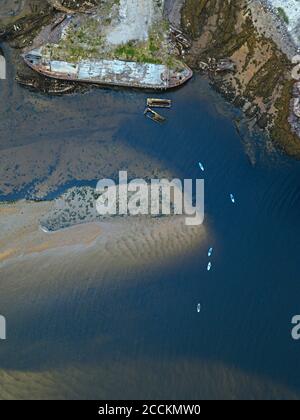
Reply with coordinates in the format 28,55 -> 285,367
180,0 -> 300,157
288,82 -> 300,137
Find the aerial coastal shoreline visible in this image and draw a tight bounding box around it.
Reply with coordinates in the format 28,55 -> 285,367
1,0 -> 300,156
2,2 -> 300,402
180,0 -> 300,157
0,0 -> 299,246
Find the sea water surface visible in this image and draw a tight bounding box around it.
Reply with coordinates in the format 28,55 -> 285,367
1,41 -> 300,399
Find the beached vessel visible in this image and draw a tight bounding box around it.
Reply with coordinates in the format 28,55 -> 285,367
144,107 -> 166,123
147,98 -> 172,108
23,50 -> 193,90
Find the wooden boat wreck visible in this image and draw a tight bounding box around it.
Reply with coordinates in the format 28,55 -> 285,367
15,73 -> 75,94
22,49 -> 193,90
144,107 -> 166,123
147,98 -> 172,108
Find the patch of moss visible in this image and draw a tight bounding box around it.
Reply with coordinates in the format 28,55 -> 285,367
277,7 -> 289,25
244,54 -> 288,100
115,19 -> 171,65
113,40 -> 163,65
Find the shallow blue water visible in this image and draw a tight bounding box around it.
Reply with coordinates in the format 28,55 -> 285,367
1,46 -> 300,398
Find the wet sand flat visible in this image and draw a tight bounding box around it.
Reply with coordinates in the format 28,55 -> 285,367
0,197 -> 206,268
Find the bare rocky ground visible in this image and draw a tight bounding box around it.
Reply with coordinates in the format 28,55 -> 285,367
164,0 -> 185,27
106,0 -> 164,45
249,0 -> 297,59
181,0 -> 300,157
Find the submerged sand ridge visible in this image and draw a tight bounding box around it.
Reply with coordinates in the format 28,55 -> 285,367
0,197 -> 207,269
0,359 -> 299,400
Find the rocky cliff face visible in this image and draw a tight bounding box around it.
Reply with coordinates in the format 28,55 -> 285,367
181,0 -> 300,157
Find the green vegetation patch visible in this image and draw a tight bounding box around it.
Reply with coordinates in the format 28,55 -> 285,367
43,16 -> 177,67
44,16 -> 105,62
244,53 -> 288,99
112,20 -> 170,65
277,7 -> 289,25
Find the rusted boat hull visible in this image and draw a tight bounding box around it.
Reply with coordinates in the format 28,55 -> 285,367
144,108 -> 166,123
23,54 -> 193,90
147,98 -> 172,108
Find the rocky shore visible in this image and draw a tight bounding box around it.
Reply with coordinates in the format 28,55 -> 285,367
180,0 -> 300,157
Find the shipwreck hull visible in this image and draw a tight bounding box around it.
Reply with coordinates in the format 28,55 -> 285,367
23,54 -> 193,90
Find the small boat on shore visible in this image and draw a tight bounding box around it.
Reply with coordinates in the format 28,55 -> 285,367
40,225 -> 50,234
147,98 -> 172,108
144,107 -> 166,123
